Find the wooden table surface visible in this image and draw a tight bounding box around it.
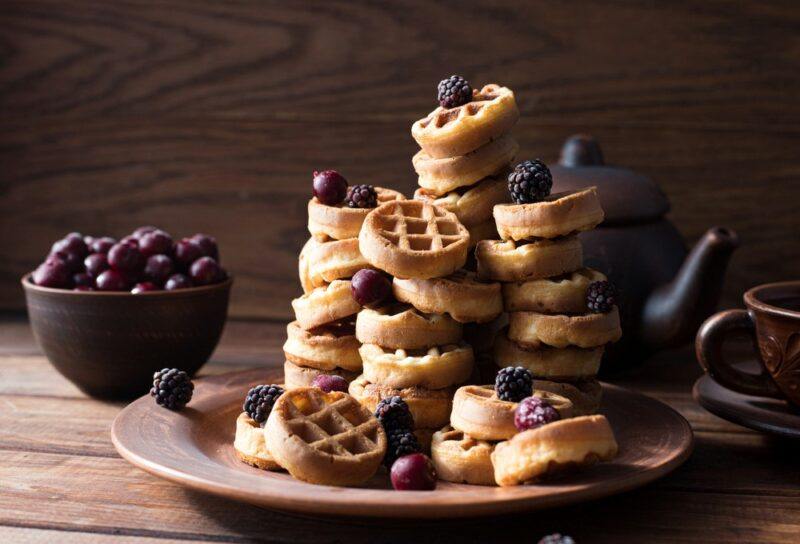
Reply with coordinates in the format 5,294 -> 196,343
2,316 -> 799,543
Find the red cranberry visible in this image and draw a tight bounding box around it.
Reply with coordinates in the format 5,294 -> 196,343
190,233 -> 219,261
132,226 -> 158,239
120,235 -> 139,247
312,170 -> 348,205
84,253 -> 109,277
514,396 -> 560,431
32,259 -> 71,288
131,281 -> 159,293
350,269 -> 391,306
189,256 -> 222,285
164,273 -> 193,290
73,272 -> 94,288
73,286 -> 94,291
144,254 -> 174,284
95,269 -> 129,291
108,243 -> 144,274
174,239 -> 204,268
139,230 -> 174,257
390,453 -> 437,491
311,375 -> 349,393
89,237 -> 116,254
52,233 -> 88,258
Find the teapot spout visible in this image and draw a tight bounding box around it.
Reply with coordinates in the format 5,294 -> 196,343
642,227 -> 739,350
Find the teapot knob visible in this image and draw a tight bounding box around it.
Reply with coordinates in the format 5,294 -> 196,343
559,134 -> 605,167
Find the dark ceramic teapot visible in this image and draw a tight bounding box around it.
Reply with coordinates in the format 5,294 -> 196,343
550,135 -> 740,372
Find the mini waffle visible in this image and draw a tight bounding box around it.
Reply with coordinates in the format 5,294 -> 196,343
265,387 -> 386,486
534,379 -> 603,416
493,327 -> 603,380
233,412 -> 282,471
359,342 -> 474,390
355,303 -> 463,349
476,237 -> 583,282
502,268 -> 607,314
359,200 -> 469,279
491,415 -> 618,486
508,307 -> 622,348
308,187 -> 405,241
414,173 -> 509,227
283,361 -> 360,389
282,320 -> 361,372
411,84 -> 520,158
291,280 -> 361,330
299,237 -> 372,293
431,426 -> 496,486
348,375 -> 454,430
392,270 -> 503,324
413,135 -> 518,194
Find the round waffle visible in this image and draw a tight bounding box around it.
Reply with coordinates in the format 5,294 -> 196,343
355,303 -> 463,349
360,342 -> 474,390
476,237 -> 583,282
494,187 -> 605,241
265,387 -> 387,486
491,415 -> 618,487
413,135 -> 518,194
534,379 -> 603,416
299,237 -> 372,293
411,84 -> 520,158
502,268 -> 607,314
414,173 -> 509,227
307,187 -> 405,241
282,320 -> 361,372
348,375 -> 454,429
493,327 -> 603,379
359,200 -> 469,279
291,280 -> 361,330
392,270 -> 503,324
233,412 -> 282,471
283,361 -> 360,389
450,384 -> 574,441
508,307 -> 622,348
431,426 -> 496,486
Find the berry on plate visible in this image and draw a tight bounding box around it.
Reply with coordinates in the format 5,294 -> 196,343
150,368 -> 194,410
390,453 -> 437,491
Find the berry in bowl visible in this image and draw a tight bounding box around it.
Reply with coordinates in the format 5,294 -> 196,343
22,227 -> 232,400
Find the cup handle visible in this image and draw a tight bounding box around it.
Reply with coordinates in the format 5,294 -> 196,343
696,309 -> 783,398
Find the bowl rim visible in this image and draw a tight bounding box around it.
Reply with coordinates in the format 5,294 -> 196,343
21,273 -> 233,297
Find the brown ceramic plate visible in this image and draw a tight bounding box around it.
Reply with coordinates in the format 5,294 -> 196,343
111,368 -> 693,518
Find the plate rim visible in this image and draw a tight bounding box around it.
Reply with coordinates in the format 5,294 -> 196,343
112,369 -> 694,518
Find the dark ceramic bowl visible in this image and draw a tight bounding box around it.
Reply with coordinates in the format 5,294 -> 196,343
22,275 -> 232,400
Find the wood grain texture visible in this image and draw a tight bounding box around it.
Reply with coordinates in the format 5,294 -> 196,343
2,1 -> 800,318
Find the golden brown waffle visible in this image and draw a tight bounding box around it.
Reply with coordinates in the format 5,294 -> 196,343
283,360 -> 360,389
450,384 -> 574,441
283,320 -> 361,372
413,135 -> 518,194
414,173 -> 509,227
431,426 -> 497,486
476,237 -> 583,282
508,307 -> 622,348
360,342 -> 474,390
355,303 -> 463,349
493,327 -> 603,380
308,187 -> 405,241
502,268 -> 607,314
299,237 -> 372,293
233,412 -> 282,471
411,84 -> 520,158
348,375 -> 455,430
359,200 -> 469,279
534,379 -> 603,416
491,415 -> 618,486
265,387 -> 386,486
494,187 -> 604,241
291,280 -> 361,330
393,270 -> 502,324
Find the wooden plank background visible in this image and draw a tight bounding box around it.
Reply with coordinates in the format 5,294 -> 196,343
2,0 -> 799,319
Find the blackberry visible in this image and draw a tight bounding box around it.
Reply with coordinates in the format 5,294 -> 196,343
437,75 -> 472,109
150,368 -> 193,410
385,427 -> 421,467
538,534 -> 575,544
345,184 -> 378,208
586,280 -> 617,314
514,396 -> 561,431
375,396 -> 414,432
508,159 -> 553,204
243,384 -> 285,424
495,366 -> 533,402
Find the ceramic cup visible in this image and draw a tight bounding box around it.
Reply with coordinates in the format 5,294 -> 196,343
696,280 -> 800,406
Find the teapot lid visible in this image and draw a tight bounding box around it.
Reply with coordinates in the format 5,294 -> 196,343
549,135 -> 670,225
